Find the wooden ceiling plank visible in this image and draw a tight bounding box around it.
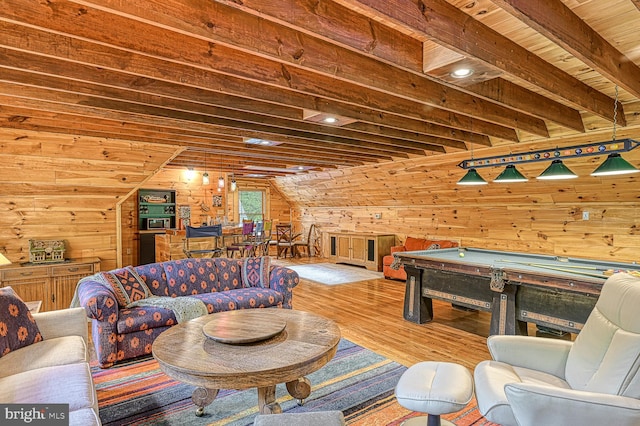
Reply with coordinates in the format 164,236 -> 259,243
340,0 -> 623,124
0,15 -> 517,143
59,0 -> 545,134
491,0 -> 640,100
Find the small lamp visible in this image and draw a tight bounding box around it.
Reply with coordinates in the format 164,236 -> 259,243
537,160 -> 578,180
0,253 -> 11,266
493,165 -> 528,183
457,168 -> 488,185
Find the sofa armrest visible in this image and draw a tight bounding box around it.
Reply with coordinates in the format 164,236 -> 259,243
487,335 -> 572,378
390,245 -> 407,254
32,307 -> 88,344
76,279 -> 119,322
269,266 -> 300,309
505,382 -> 640,426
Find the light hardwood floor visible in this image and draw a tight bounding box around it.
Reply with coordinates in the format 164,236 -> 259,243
274,256 -> 493,370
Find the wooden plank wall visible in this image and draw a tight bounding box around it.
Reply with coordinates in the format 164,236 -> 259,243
275,136 -> 640,263
0,129 -> 180,269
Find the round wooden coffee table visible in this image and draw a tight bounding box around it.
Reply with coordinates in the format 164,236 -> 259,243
152,309 -> 341,417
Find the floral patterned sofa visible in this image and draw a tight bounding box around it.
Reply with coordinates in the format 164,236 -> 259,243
75,257 -> 299,368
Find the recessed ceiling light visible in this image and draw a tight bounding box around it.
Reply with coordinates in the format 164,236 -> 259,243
323,117 -> 338,124
243,137 -> 281,146
451,68 -> 474,78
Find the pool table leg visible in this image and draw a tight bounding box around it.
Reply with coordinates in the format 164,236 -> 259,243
403,266 -> 433,323
489,285 -> 528,335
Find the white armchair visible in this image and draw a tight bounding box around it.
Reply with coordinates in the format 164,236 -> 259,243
474,272 -> 640,426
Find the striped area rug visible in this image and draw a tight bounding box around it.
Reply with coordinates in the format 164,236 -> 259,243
92,339 -> 496,425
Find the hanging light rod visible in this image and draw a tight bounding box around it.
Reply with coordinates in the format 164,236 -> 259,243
458,139 -> 640,170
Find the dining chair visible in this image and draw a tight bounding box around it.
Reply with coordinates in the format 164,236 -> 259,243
182,224 -> 223,258
293,224 -> 319,257
275,224 -> 296,258
226,221 -> 254,258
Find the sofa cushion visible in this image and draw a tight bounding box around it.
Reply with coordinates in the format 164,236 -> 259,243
215,258 -> 245,291
134,262 -> 169,296
242,256 -> 271,288
117,306 -> 177,334
0,287 -> 43,358
164,258 -> 218,296
0,362 -> 97,411
403,237 -> 459,252
0,335 -> 87,378
225,288 -> 284,309
191,292 -> 237,313
101,266 -> 151,307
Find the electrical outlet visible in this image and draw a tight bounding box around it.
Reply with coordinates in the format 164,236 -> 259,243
374,213 -> 382,219
126,248 -> 132,255
582,211 -> 589,220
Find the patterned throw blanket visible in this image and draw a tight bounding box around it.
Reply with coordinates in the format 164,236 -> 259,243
126,296 -> 208,323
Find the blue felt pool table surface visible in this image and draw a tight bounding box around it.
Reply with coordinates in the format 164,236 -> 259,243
398,247 -> 640,282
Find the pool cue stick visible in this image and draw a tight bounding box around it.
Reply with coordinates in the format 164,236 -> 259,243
497,259 -> 609,272
496,260 -> 606,279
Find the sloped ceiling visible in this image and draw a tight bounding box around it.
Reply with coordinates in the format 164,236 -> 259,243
1,0 -> 639,178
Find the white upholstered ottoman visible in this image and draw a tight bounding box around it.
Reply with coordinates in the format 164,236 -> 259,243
395,361 -> 474,426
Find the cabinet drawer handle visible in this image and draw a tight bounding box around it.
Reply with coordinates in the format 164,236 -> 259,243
67,267 -> 78,272
20,272 -> 34,276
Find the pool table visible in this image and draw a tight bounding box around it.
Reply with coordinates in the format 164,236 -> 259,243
394,248 -> 640,335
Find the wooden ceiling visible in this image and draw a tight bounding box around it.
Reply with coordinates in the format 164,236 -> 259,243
1,0 -> 639,178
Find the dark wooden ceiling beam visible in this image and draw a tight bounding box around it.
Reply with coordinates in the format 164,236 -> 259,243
65,0 -> 547,135
0,117 -> 365,172
0,46 -> 493,148
0,53 -> 462,151
0,81 -> 427,158
340,0 -> 624,125
0,94 -> 400,163
0,16 -> 517,145
491,0 -> 640,100
210,0 -> 584,132
465,79 -> 585,132
0,107 -> 371,167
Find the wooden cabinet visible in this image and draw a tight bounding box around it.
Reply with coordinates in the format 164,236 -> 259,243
327,232 -> 395,271
138,189 -> 177,231
0,258 -> 101,311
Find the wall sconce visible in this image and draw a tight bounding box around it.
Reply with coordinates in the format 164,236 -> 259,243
185,167 -> 196,181
458,139 -> 640,184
